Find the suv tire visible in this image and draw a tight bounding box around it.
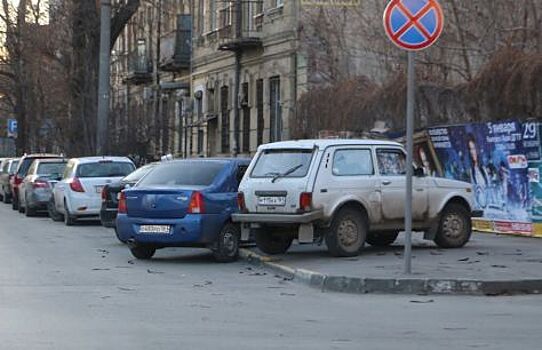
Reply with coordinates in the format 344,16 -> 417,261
212,223 -> 240,263
130,245 -> 156,260
326,207 -> 367,257
254,230 -> 293,255
366,231 -> 399,247
434,203 -> 471,248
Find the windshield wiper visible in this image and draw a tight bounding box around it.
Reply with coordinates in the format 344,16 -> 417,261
271,164 -> 303,183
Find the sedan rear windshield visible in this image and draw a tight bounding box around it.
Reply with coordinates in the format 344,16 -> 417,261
137,161 -> 225,187
76,162 -> 135,178
122,164 -> 157,183
37,162 -> 66,176
251,149 -> 314,178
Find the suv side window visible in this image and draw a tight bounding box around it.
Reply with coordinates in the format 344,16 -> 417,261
333,149 -> 374,176
376,149 -> 406,176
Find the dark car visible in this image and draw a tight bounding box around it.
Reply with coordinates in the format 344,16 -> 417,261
100,162 -> 158,229
116,158 -> 249,262
11,154 -> 63,212
0,158 -> 19,203
20,159 -> 67,216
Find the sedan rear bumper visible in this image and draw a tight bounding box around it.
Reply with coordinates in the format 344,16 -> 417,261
116,213 -> 226,247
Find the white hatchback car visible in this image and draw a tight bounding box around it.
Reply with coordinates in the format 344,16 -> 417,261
53,156 -> 135,225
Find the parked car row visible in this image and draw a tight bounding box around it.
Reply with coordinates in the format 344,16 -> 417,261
0,139 -> 478,263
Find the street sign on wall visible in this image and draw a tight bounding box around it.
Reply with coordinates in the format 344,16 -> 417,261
7,119 -> 17,138
383,0 -> 444,51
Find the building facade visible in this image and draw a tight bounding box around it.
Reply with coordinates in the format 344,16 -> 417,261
189,0 -> 306,157
111,0 -> 192,160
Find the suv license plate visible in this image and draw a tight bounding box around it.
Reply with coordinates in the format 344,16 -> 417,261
139,225 -> 171,234
258,196 -> 286,206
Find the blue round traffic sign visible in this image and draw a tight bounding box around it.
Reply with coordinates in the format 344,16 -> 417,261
383,0 -> 444,51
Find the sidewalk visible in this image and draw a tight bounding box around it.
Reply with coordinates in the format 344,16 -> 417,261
240,233 -> 542,296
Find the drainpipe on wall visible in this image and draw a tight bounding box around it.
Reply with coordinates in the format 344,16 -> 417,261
153,0 -> 162,157
232,0 -> 242,157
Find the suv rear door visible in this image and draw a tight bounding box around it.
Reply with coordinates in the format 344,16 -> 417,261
244,148 -> 316,214
313,146 -> 379,220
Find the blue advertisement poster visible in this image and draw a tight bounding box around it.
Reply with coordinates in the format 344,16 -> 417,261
428,121 -> 531,229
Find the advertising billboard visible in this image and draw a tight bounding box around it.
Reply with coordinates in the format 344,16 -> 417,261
428,121 -> 536,235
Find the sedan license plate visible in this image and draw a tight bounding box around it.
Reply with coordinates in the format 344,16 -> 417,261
139,225 -> 171,234
258,196 -> 286,206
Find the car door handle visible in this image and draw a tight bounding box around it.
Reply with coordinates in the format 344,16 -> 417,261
415,188 -> 424,192
382,180 -> 391,185
320,189 -> 328,193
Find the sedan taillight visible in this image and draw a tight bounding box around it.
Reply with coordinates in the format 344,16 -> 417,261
118,192 -> 127,214
32,180 -> 49,189
237,192 -> 247,213
188,191 -> 205,214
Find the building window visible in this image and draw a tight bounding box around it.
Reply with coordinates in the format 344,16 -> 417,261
196,0 -> 204,35
256,79 -> 263,145
269,76 -> 281,142
177,100 -> 184,153
195,92 -> 203,122
207,87 -> 215,114
197,129 -> 204,154
241,82 -> 250,153
221,86 -> 230,153
209,0 -> 217,31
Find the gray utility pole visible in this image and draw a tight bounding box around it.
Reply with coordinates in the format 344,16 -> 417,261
404,51 -> 415,274
96,0 -> 112,156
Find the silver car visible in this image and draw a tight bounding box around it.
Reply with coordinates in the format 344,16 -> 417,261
0,158 -> 19,204
20,159 -> 67,217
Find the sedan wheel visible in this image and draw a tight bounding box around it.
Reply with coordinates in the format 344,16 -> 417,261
212,223 -> 240,263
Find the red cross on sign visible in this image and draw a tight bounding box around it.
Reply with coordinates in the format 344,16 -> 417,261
383,0 -> 444,51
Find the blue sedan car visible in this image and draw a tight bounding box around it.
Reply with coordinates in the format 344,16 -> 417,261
116,158 -> 250,262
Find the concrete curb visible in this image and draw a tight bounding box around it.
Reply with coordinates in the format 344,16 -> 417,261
239,249 -> 542,296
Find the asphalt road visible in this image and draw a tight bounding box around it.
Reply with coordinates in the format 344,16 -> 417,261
0,204 -> 541,350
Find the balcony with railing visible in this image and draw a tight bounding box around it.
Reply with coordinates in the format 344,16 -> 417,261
160,14 -> 192,72
125,40 -> 153,85
218,1 -> 263,51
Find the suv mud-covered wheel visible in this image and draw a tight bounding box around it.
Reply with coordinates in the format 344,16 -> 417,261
212,223 -> 240,263
366,231 -> 399,247
254,230 -> 293,255
434,203 -> 471,248
130,245 -> 156,260
326,207 -> 367,257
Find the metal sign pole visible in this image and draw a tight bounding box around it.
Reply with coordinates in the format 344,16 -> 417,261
404,51 -> 415,274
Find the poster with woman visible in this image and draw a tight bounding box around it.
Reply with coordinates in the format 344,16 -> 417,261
428,121 -> 532,234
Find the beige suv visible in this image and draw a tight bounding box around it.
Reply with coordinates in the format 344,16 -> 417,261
233,139 -> 481,257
